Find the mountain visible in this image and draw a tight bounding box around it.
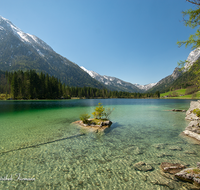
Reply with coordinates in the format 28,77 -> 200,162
80,66 -> 157,92
134,83 -> 158,91
147,67 -> 183,93
184,48 -> 200,71
170,59 -> 200,91
148,48 -> 200,93
0,16 -> 105,88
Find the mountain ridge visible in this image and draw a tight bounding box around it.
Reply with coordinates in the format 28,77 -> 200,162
148,48 -> 200,93
0,15 -> 106,89
1,15 -> 199,94
81,66 -> 157,92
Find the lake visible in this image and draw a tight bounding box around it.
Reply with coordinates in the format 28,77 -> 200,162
0,99 -> 199,189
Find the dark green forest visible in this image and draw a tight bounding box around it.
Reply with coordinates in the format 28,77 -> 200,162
161,59 -> 200,94
170,60 -> 200,93
0,70 -> 160,99
148,58 -> 200,94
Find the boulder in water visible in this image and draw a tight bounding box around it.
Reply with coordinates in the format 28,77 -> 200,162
160,162 -> 186,174
133,161 -> 153,172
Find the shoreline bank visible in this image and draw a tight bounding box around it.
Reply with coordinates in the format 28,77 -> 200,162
183,100 -> 200,142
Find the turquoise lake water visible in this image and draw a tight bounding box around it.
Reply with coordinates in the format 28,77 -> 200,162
0,99 -> 199,189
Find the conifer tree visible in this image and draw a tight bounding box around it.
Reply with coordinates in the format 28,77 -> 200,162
11,71 -> 18,99
177,0 -> 200,50
92,103 -> 105,119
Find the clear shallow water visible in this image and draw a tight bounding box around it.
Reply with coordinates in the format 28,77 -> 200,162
0,99 -> 199,189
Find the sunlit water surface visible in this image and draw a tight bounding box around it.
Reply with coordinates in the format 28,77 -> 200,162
0,99 -> 199,189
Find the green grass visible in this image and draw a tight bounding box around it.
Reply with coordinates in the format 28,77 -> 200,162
161,89 -> 186,97
161,89 -> 200,99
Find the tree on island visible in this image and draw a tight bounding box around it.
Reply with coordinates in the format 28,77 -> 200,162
80,103 -> 114,124
92,103 -> 105,119
92,103 -> 114,120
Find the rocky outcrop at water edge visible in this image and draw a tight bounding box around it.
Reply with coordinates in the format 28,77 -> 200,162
184,100 -> 200,141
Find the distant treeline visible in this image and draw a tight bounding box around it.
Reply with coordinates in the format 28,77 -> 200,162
0,70 -> 160,99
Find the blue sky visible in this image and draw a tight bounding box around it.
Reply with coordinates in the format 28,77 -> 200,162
0,0 -> 196,85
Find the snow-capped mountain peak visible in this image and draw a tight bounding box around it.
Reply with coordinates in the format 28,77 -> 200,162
134,83 -> 157,91
80,66 -> 157,92
0,15 -> 53,52
80,66 -> 99,78
0,15 -> 105,88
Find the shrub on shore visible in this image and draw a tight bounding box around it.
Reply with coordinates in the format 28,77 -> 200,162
80,113 -> 90,124
193,108 -> 200,117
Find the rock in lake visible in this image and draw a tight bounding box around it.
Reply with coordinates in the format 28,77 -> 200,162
73,119 -> 112,132
168,146 -> 182,151
133,161 -> 153,172
160,162 -> 186,174
174,163 -> 200,187
172,109 -> 186,112
175,168 -> 200,185
102,120 -> 112,126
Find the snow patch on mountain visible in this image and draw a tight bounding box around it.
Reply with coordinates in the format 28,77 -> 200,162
80,66 -> 156,91
117,80 -> 122,85
80,66 -> 99,78
0,15 -> 53,53
134,83 -> 157,91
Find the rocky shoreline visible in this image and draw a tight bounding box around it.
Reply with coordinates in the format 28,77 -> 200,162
183,100 -> 200,141
159,162 -> 200,188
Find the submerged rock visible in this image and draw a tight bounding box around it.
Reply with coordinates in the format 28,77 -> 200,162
168,146 -> 182,151
157,153 -> 172,158
172,109 -> 186,112
133,147 -> 143,155
148,171 -> 178,189
124,146 -> 143,155
152,143 -> 165,149
184,150 -> 197,155
159,162 -> 200,188
160,162 -> 186,174
133,161 -> 153,172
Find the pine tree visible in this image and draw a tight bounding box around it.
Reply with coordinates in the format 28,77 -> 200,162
92,103 -> 105,119
177,0 -> 200,50
11,72 -> 18,99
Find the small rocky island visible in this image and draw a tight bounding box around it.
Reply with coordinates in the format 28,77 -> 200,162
73,103 -> 114,133
74,119 -> 112,133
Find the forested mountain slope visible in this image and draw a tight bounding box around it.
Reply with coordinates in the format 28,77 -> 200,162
0,16 -> 105,88
148,48 -> 200,93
